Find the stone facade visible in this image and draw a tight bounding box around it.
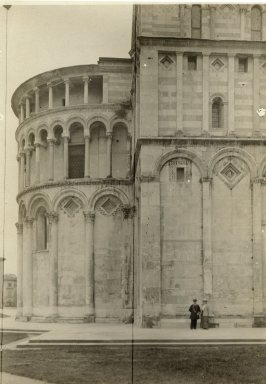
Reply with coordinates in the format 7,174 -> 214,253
13,4 -> 266,326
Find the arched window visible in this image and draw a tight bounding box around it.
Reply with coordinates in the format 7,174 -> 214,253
68,122 -> 85,179
191,5 -> 201,38
36,207 -> 48,251
28,133 -> 35,147
251,6 -> 262,41
54,125 -> 63,145
212,97 -> 224,129
40,129 -> 48,146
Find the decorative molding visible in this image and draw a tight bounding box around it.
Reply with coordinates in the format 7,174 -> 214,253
15,222 -> 23,234
95,196 -> 121,216
47,211 -> 58,223
214,157 -> 248,189
211,57 -> 225,71
159,55 -> 175,69
60,197 -> 81,217
122,205 -> 136,219
83,210 -> 95,223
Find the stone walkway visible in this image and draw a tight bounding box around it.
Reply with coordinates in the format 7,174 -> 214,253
1,372 -> 54,384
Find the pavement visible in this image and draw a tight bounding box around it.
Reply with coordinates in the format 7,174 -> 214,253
1,373 -> 54,384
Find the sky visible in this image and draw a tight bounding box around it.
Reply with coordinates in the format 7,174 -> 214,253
0,3 -> 132,274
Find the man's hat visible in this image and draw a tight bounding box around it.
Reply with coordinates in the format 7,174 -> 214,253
193,298 -> 197,302
203,299 -> 208,302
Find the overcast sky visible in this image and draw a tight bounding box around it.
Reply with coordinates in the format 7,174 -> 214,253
0,4 -> 132,274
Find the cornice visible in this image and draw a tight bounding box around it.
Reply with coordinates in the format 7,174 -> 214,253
16,178 -> 133,202
138,36 -> 266,52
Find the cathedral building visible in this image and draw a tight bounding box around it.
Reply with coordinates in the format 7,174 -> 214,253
13,5 -> 266,327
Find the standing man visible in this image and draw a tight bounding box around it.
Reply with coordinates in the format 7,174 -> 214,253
189,299 -> 201,330
201,299 -> 210,329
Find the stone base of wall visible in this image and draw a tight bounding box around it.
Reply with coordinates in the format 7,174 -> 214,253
252,315 -> 266,328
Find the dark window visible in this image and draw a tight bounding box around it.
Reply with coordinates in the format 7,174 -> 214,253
239,58 -> 248,72
212,97 -> 223,129
188,56 -> 197,70
251,6 -> 262,41
69,145 -> 85,179
62,98 -> 65,106
176,167 -> 185,182
191,5 -> 201,38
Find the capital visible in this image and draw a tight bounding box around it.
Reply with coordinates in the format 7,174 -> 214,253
201,177 -> 212,183
106,131 -> 113,138
24,217 -> 34,227
47,211 -> 58,224
83,76 -> 89,83
63,78 -> 70,85
63,135 -> 70,142
83,210 -> 95,223
33,87 -> 39,93
47,81 -> 53,88
122,205 -> 135,219
15,222 -> 23,234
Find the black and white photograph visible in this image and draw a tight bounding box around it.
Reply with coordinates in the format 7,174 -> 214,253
0,2 -> 266,383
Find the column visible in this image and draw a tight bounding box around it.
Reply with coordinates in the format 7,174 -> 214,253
106,132 -> 112,177
15,223 -> 23,318
63,136 -> 69,179
83,211 -> 95,321
102,74 -> 108,103
64,78 -> 70,106
202,54 -> 210,133
35,143 -> 40,184
23,218 -> 33,318
48,212 -> 58,318
180,5 -> 185,37
34,87 -> 40,113
25,148 -> 31,187
121,207 -> 133,313
83,76 -> 89,104
25,96 -> 30,119
84,135 -> 90,178
126,134 -> 132,178
20,152 -> 25,190
228,54 -> 235,134
48,82 -> 53,109
176,52 -> 183,133
252,180 -> 264,319
263,11 -> 266,40
240,8 -> 246,40
202,178 -> 213,300
210,6 -> 216,39
19,103 -> 24,124
48,139 -> 54,181
253,55 -> 260,134
16,155 -> 21,192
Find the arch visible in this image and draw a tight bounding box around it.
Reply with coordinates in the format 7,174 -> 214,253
110,117 -> 129,133
28,131 -> 35,147
211,97 -> 224,129
210,93 -> 226,103
53,187 -> 89,212
154,148 -> 206,180
50,119 -> 65,140
27,193 -> 52,219
208,147 -> 257,179
35,206 -> 49,251
88,187 -> 130,212
19,136 -> 26,151
36,123 -> 49,139
65,116 -> 86,136
251,5 -> 262,41
88,115 -> 109,135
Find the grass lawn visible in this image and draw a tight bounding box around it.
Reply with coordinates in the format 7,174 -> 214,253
2,345 -> 266,384
0,332 -> 29,345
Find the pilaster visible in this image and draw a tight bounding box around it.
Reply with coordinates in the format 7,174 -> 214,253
47,212 -> 59,318
228,54 -> 235,134
106,132 -> 112,178
23,218 -> 33,318
83,211 -> 95,322
15,222 -> 23,318
176,52 -> 183,134
202,178 -> 213,301
202,53 -> 210,133
253,55 -> 260,134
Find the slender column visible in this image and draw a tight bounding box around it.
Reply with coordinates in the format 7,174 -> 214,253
20,152 -> 25,190
19,103 -> 24,124
16,155 -> 21,192
48,139 -> 55,181
48,82 -> 53,109
210,6 -> 216,39
83,76 -> 89,104
202,178 -> 213,302
48,212 -> 59,318
240,8 -> 247,40
202,54 -> 210,133
228,54 -> 235,134
252,180 -> 264,317
180,5 -> 185,37
64,79 -> 70,106
25,148 -> 31,187
83,211 -> 95,321
35,143 -> 40,184
106,132 -> 112,177
263,11 -> 266,40
84,135 -> 90,178
63,136 -> 69,179
176,52 -> 183,133
25,97 -> 30,119
253,55 -> 260,134
34,87 -> 40,113
15,223 -> 23,318
23,218 -> 33,318
102,74 -> 108,103
126,134 -> 131,178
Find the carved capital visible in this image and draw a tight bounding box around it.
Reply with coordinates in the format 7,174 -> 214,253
83,210 -> 95,223
83,76 -> 89,83
24,217 -> 34,227
106,131 -> 113,139
47,211 -> 58,224
33,87 -> 39,93
122,205 -> 135,219
15,222 -> 23,234
201,177 -> 212,183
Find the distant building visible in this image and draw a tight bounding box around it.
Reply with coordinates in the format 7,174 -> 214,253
3,274 -> 17,307
13,4 -> 266,327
